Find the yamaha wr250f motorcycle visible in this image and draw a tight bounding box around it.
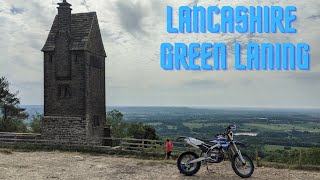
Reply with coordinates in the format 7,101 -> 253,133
176,125 -> 254,178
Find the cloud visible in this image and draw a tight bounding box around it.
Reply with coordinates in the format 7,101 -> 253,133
183,79 -> 227,89
115,0 -> 146,35
10,6 -> 25,15
287,72 -> 320,82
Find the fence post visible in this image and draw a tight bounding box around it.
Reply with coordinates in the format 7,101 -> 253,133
288,150 -> 291,165
141,140 -> 145,152
120,138 -> 123,150
299,150 -> 302,166
256,148 -> 260,167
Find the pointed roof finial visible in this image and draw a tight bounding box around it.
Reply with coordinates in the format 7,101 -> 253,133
58,0 -> 71,7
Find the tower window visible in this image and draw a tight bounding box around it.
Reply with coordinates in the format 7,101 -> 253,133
93,115 -> 100,127
57,84 -> 71,98
74,54 -> 78,63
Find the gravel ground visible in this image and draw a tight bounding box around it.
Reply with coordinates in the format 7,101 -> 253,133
0,150 -> 319,180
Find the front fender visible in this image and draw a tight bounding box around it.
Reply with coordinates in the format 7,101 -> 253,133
234,141 -> 247,149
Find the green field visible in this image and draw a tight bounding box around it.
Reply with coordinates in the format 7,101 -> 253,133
264,145 -> 308,151
182,121 -> 320,133
183,122 -> 230,129
242,122 -> 320,133
146,122 -> 163,126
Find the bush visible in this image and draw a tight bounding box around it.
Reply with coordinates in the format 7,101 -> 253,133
127,123 -> 159,140
30,113 -> 42,133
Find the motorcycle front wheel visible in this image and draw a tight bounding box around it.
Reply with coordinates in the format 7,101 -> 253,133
231,153 -> 254,178
177,151 -> 201,176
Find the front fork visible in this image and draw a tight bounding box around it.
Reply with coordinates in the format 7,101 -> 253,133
231,142 -> 246,164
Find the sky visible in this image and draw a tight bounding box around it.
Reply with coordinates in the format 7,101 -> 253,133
0,0 -> 320,108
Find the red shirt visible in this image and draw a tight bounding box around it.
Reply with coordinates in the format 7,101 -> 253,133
165,141 -> 173,152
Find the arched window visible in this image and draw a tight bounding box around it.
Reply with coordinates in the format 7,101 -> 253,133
57,84 -> 71,98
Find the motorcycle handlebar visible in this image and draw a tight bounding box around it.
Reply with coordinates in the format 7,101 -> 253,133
215,133 -> 225,136
216,129 -> 233,137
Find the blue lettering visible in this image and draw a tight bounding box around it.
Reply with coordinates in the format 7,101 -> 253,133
179,6 -> 192,33
285,6 -> 297,33
214,43 -> 227,70
271,6 -> 285,33
167,6 -> 178,33
249,6 -> 262,33
201,43 -> 213,70
160,43 -> 174,70
247,43 -> 260,70
207,6 -> 220,33
175,43 -> 189,70
235,6 -> 248,33
221,6 -> 234,33
189,43 -> 201,70
235,43 -> 246,70
297,43 -> 310,70
193,6 -> 206,33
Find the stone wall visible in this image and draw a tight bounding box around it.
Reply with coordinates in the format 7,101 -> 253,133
41,116 -> 88,144
41,116 -> 105,145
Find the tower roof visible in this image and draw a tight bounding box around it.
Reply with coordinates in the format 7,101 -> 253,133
42,12 -> 106,57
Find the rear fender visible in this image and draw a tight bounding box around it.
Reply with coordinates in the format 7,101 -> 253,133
178,151 -> 200,162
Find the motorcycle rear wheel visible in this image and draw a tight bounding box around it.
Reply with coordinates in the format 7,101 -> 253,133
231,153 -> 254,178
177,151 -> 201,176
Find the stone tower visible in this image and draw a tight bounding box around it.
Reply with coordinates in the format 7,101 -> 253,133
41,0 -> 107,145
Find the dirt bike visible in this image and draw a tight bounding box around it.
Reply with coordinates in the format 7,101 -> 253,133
176,125 -> 254,178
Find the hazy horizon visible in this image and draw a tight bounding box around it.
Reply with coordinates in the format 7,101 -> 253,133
21,104 -> 320,110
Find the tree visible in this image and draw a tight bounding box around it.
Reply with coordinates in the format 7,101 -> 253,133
106,109 -> 128,138
127,123 -> 159,140
143,125 -> 158,140
127,123 -> 145,139
106,109 -> 159,140
30,113 -> 42,133
0,77 -> 28,132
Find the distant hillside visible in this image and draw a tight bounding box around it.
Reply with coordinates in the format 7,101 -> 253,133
21,105 -> 320,123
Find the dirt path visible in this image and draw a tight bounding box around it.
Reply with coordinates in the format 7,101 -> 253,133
0,150 -> 319,180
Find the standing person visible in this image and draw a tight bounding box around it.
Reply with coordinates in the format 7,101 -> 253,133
164,138 -> 173,160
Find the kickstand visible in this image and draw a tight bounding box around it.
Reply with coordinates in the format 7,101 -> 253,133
205,162 -> 215,173
205,162 -> 209,172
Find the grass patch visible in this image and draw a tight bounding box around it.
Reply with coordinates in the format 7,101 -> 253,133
0,149 -> 13,155
260,161 -> 320,172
